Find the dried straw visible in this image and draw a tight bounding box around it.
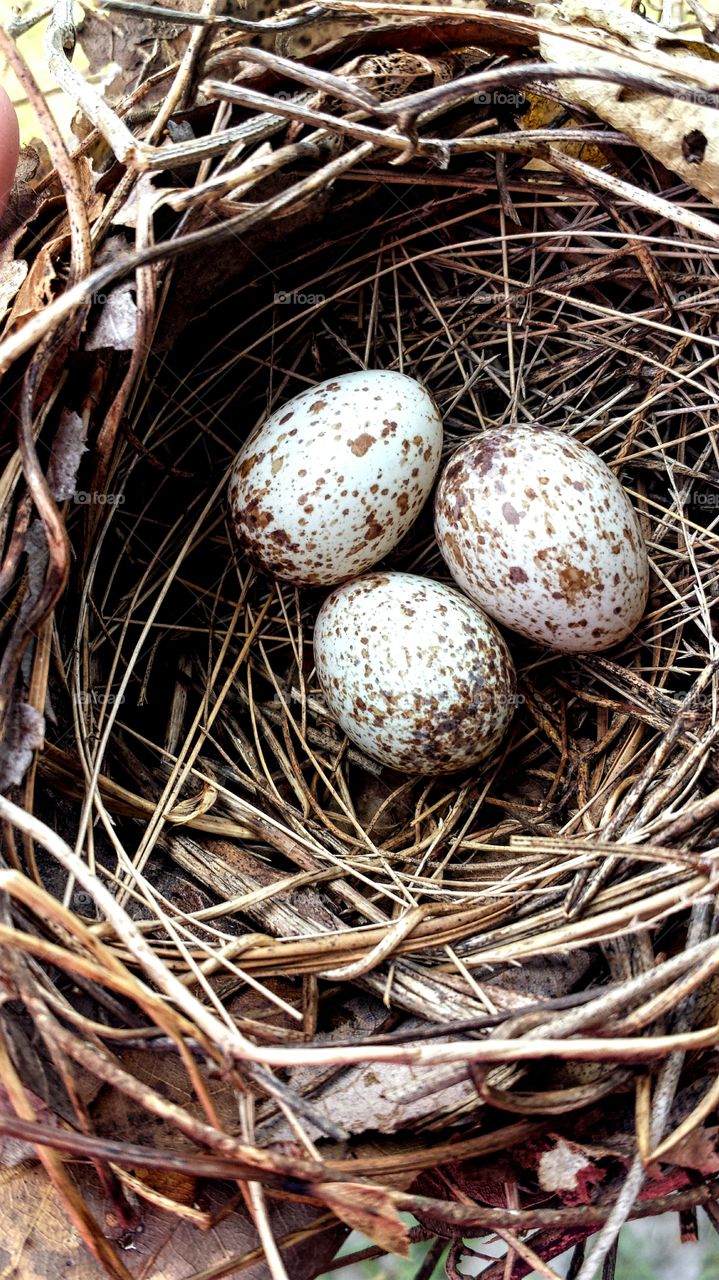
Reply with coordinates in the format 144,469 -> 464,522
2,1 -> 719,1276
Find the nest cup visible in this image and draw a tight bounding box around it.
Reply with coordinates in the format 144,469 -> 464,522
2,3 -> 719,1276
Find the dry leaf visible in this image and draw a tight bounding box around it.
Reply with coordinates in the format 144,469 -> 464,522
111,174 -> 159,231
319,1181 -> 411,1256
85,283 -> 138,352
0,1162 -> 101,1280
651,1124 -> 719,1176
262,997 -> 476,1142
484,950 -> 592,1010
48,411 -> 89,502
276,1048 -> 476,1140
2,1028 -> 347,1276
77,0 -> 197,103
539,0 -> 719,205
0,141 -> 49,242
0,255 -> 28,322
520,90 -> 609,168
0,1082 -> 64,1170
538,1137 -> 598,1193
0,1159 -> 346,1279
5,234 -> 68,331
91,1049 -> 240,1148
0,214 -> 31,330
0,702 -> 45,791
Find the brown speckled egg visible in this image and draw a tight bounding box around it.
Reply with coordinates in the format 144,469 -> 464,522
434,425 -> 649,653
313,571 -> 516,774
229,370 -> 442,586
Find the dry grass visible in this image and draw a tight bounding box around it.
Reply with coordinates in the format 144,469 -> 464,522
2,2 -> 719,1278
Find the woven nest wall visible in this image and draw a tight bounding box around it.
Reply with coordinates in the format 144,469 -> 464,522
3,1 -> 719,1277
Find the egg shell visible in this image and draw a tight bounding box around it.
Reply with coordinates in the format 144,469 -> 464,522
314,571 -> 516,774
0,87 -> 19,219
434,425 -> 649,653
229,370 -> 442,586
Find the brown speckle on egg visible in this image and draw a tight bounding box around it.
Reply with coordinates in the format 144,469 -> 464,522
434,424 -> 649,653
502,502 -> 524,526
349,433 -> 376,456
228,370 -> 443,586
313,572 -> 517,774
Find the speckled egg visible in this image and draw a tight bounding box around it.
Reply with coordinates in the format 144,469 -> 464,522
229,370 -> 443,586
434,425 -> 649,653
313,571 -> 516,773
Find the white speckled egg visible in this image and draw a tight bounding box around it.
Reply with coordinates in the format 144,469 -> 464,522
434,425 -> 649,653
229,370 -> 442,586
314,571 -> 516,774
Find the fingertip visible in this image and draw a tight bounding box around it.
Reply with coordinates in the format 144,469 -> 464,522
0,85 -> 20,219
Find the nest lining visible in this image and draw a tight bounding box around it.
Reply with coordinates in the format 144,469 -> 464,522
2,3 -> 719,1277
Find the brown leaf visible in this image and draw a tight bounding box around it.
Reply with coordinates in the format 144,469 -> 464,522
319,1181 -> 411,1256
538,1137 -> 600,1194
539,0 -> 719,206
262,1000 -> 476,1141
0,141 -> 49,241
652,1124 -> 719,1176
0,1162 -> 103,1279
5,233 -> 68,331
77,0 -> 196,102
128,1166 -> 197,1207
90,1049 -> 240,1149
0,1083 -> 61,1170
4,166 -> 101,335
0,1160 -> 347,1279
0,255 -> 28,322
485,951 -> 593,1010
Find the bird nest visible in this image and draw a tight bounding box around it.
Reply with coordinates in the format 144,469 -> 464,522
2,1 -> 719,1277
